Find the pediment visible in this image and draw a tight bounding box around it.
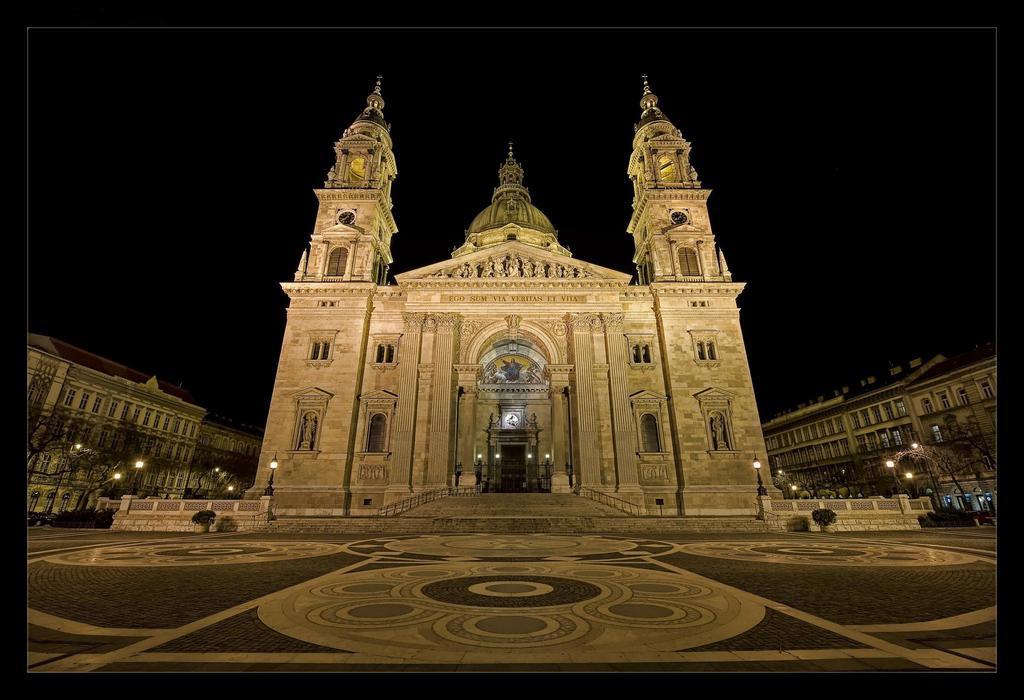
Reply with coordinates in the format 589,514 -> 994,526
394,241 -> 632,283
630,390 -> 667,401
693,387 -> 736,402
322,222 -> 364,235
359,389 -> 399,401
291,387 -> 335,400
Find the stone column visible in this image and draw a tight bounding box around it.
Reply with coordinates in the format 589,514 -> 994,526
426,314 -> 460,488
386,312 -> 424,501
567,313 -> 602,488
454,365 -> 481,486
602,313 -> 642,500
546,364 -> 573,493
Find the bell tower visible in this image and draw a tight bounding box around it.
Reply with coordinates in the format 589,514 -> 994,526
626,76 -> 731,285
296,76 -> 398,285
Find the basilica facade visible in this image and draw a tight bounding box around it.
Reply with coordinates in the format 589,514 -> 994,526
251,77 -> 777,516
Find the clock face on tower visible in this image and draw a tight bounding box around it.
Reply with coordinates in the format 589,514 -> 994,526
505,413 -> 519,428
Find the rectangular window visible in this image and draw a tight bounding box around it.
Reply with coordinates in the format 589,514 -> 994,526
175,445 -> 183,461
980,381 -> 994,399
153,412 -> 162,430
922,399 -> 933,414
939,393 -> 951,409
121,403 -> 131,420
811,424 -> 819,439
143,410 -> 152,426
883,403 -> 894,420
850,412 -> 861,429
63,389 -> 76,407
79,392 -> 90,410
895,399 -> 907,416
173,419 -> 181,434
834,417 -> 844,433
98,430 -> 109,448
92,396 -> 103,413
957,388 -> 969,406
931,425 -> 943,443
892,428 -> 903,446
866,433 -> 878,449
861,409 -> 872,426
879,431 -> 890,448
163,416 -> 171,430
190,424 -> 196,437
108,399 -> 119,418
856,435 -> 867,449
132,407 -> 142,423
872,406 -> 882,423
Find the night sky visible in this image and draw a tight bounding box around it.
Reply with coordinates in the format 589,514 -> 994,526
27,28 -> 996,427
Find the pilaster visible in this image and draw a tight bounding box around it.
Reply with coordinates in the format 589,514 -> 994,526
602,313 -> 642,498
386,312 -> 423,499
567,313 -> 602,488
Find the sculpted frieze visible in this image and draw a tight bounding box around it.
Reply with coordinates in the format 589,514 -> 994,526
432,253 -> 594,280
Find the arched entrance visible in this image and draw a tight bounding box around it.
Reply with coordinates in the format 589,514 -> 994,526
476,337 -> 552,493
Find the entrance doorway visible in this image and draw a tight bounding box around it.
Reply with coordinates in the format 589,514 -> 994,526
497,445 -> 527,493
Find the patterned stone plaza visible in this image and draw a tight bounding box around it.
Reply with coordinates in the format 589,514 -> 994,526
28,527 -> 995,672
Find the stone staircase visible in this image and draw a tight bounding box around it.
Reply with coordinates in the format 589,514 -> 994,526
404,494 -> 624,518
261,493 -> 774,534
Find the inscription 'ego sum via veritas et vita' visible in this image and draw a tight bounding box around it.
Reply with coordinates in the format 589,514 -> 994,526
442,294 -> 587,303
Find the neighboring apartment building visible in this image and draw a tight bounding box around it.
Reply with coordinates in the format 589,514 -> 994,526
27,335 -> 260,511
904,345 -> 996,512
761,344 -> 996,511
188,415 -> 263,497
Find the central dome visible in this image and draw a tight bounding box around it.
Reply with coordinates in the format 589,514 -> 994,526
454,144 -> 570,258
467,193 -> 556,235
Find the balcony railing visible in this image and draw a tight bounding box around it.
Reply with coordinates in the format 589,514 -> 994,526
573,485 -> 645,516
377,485 -> 480,517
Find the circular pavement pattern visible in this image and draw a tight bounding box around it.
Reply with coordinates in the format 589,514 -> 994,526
365,534 -> 644,560
676,541 -> 981,567
44,541 -> 348,567
258,557 -> 762,658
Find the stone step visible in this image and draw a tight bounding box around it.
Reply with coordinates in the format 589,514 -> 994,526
404,493 -> 624,518
261,515 -> 774,535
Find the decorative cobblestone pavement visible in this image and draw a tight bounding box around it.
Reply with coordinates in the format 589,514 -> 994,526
27,528 -> 996,673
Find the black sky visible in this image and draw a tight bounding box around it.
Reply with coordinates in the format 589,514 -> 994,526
27,28 -> 996,427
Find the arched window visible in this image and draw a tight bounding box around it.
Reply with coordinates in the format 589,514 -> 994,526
29,491 -> 40,511
642,346 -> 651,363
326,247 -> 349,277
60,493 -> 71,512
677,247 -> 700,276
348,157 -> 366,181
706,341 -> 717,360
641,414 -> 661,452
367,414 -> 387,452
633,345 -> 643,363
376,345 -> 386,363
696,342 -> 706,360
385,345 -> 395,363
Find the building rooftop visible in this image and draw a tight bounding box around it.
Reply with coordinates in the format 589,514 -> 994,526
907,343 -> 996,386
28,333 -> 197,404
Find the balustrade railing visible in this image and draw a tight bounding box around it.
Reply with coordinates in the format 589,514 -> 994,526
377,485 -> 480,517
573,485 -> 645,516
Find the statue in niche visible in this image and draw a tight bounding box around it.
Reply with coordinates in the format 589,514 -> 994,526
710,412 -> 730,451
298,412 -> 318,450
528,412 -> 538,428
488,413 -> 495,428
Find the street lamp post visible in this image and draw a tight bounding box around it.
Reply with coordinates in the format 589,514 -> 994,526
885,459 -> 904,495
264,454 -> 278,496
753,455 -> 767,496
132,460 -> 145,495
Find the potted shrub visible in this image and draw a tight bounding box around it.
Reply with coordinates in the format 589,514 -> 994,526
812,508 -> 838,532
191,510 -> 216,533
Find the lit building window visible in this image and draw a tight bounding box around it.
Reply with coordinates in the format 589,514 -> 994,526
957,388 -> 970,406
931,424 -> 943,443
980,381 -> 994,399
939,393 -> 951,409
921,398 -> 933,414
677,247 -> 700,276
326,247 -> 349,277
